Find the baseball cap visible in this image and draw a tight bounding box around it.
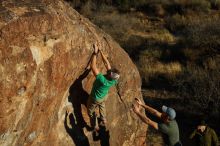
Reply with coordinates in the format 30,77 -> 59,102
162,105 -> 176,120
108,69 -> 120,80
197,117 -> 207,126
110,72 -> 120,80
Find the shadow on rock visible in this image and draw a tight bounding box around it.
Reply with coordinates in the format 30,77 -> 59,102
99,125 -> 110,146
92,124 -> 110,146
92,118 -> 110,146
64,111 -> 90,146
64,69 -> 91,146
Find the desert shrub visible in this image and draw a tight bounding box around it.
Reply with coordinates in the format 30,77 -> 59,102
138,47 -> 183,87
122,35 -> 146,56
183,19 -> 220,50
67,0 -> 214,15
136,0 -> 211,15
166,14 -> 220,50
88,11 -> 149,56
115,0 -> 131,9
209,0 -> 220,9
165,14 -> 188,34
102,0 -> 146,11
65,0 -> 82,8
175,65 -> 220,110
168,0 -> 211,13
184,0 -> 211,12
79,0 -> 96,16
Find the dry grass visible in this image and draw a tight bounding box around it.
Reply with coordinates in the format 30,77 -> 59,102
139,60 -> 182,83
175,64 -> 220,108
81,8 -> 178,56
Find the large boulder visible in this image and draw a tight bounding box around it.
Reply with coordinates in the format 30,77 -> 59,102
0,0 -> 146,146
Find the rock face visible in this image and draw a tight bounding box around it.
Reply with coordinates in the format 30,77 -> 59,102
0,0 -> 146,146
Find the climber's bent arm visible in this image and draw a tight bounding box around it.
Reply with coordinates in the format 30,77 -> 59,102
91,53 -> 100,76
100,50 -> 111,70
135,112 -> 158,130
141,104 -> 162,118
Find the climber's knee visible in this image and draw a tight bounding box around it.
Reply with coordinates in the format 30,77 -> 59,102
99,101 -> 106,121
87,96 -> 97,117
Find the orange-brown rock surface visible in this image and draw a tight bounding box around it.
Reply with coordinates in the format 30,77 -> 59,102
0,0 -> 146,146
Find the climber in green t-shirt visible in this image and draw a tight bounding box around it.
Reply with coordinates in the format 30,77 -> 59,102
87,42 -> 120,132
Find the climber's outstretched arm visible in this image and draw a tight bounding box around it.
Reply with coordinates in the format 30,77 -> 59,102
91,44 -> 100,76
132,104 -> 158,130
135,98 -> 162,118
100,50 -> 111,71
135,111 -> 158,130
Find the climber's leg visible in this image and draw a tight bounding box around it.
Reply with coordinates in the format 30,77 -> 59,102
87,96 -> 98,130
98,101 -> 107,126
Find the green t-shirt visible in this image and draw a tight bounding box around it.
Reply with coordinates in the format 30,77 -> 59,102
91,73 -> 117,101
158,120 -> 180,146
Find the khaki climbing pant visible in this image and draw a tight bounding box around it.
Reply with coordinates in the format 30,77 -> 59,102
87,95 -> 107,129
